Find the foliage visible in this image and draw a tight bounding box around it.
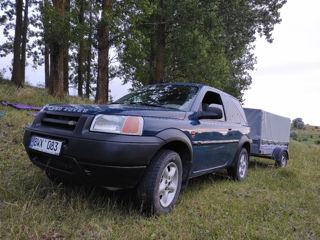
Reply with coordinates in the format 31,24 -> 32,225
0,0 -> 38,64
290,130 -> 298,139
0,0 -> 287,100
293,118 -> 306,130
118,0 -> 287,100
292,124 -> 320,145
0,79 -> 320,239
0,0 -> 15,57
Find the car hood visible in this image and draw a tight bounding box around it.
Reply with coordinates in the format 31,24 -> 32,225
43,104 -> 186,120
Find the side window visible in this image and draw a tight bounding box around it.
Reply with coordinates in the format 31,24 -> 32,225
200,91 -> 225,121
231,98 -> 247,125
222,96 -> 247,124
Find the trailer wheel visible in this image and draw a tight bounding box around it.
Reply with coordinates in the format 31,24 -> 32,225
228,148 -> 248,181
274,150 -> 288,168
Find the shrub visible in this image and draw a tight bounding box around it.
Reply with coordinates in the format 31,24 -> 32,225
292,118 -> 305,129
315,140 -> 320,145
290,131 -> 298,139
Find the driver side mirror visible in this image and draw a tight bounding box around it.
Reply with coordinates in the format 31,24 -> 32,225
197,106 -> 223,120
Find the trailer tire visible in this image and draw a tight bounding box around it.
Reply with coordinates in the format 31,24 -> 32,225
274,149 -> 288,168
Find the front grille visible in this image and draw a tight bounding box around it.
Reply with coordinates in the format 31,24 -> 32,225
41,112 -> 80,131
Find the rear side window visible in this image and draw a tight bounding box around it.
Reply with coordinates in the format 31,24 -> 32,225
222,96 -> 247,124
199,91 -> 225,121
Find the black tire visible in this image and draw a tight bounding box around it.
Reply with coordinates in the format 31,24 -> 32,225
228,148 -> 249,181
45,170 -> 71,185
274,150 -> 288,168
46,170 -> 61,183
137,149 -> 182,215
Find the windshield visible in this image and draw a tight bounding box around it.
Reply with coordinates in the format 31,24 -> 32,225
115,85 -> 199,111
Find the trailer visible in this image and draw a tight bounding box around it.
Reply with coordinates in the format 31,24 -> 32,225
244,108 -> 291,167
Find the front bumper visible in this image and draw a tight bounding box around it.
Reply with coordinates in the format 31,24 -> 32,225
24,127 -> 163,188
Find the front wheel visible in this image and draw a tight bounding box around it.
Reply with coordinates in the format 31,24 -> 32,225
46,170 -> 62,183
137,150 -> 182,215
45,170 -> 73,185
228,148 -> 249,181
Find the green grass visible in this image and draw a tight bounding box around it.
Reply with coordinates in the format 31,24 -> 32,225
1,79 -> 320,239
292,125 -> 320,145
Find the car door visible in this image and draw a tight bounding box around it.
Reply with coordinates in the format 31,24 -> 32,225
192,90 -> 239,175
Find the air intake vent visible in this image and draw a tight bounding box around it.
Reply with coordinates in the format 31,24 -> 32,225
41,112 -> 80,131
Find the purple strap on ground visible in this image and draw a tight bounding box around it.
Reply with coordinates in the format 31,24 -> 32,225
27,112 -> 38,116
1,101 -> 42,111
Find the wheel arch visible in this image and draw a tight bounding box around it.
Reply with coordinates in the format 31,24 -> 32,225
155,129 -> 193,188
272,147 -> 289,161
242,141 -> 251,157
229,135 -> 252,167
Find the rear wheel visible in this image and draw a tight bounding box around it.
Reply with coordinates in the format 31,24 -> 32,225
228,148 -> 249,181
137,150 -> 182,215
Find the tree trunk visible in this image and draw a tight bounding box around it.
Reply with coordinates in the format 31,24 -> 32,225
77,0 -> 85,97
96,0 -> 111,104
63,47 -> 69,94
95,70 -> 100,102
63,0 -> 70,94
50,43 -> 64,98
51,0 -> 65,98
154,0 -> 166,83
45,43 -> 50,89
49,45 -> 55,95
78,42 -> 84,96
148,14 -> 156,84
21,0 -> 29,84
86,10 -> 92,98
11,0 -> 23,87
43,0 -> 50,89
154,23 -> 165,83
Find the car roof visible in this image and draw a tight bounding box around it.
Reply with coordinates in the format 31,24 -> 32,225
148,82 -> 237,100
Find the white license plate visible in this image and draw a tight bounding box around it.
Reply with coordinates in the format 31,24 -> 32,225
29,136 -> 63,156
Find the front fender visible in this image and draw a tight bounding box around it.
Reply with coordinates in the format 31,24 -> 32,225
155,129 -> 193,187
156,129 -> 193,157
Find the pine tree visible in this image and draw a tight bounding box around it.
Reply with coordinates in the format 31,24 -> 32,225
96,0 -> 111,103
11,0 -> 23,86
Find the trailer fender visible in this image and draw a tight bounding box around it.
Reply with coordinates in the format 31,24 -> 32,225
272,147 -> 289,161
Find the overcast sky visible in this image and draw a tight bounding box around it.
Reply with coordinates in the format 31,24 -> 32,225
243,0 -> 320,126
1,0 -> 319,125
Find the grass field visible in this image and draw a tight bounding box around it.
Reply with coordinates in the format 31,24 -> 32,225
1,79 -> 319,239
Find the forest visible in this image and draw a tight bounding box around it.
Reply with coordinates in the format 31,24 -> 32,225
0,0 -> 287,103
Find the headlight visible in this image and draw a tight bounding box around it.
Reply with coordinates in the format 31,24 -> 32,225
90,115 -> 143,135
